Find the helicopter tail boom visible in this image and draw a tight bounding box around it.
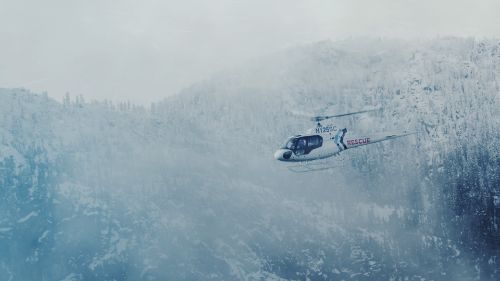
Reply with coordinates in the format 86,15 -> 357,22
344,131 -> 417,149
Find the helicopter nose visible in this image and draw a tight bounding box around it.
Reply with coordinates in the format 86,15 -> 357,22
274,150 -> 283,160
274,149 -> 292,161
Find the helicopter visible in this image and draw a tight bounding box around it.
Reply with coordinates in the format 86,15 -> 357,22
274,108 -> 416,172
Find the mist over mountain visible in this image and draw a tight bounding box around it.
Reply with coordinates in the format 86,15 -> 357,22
1,38 -> 499,280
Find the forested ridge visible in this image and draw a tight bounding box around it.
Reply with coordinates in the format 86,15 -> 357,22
1,38 -> 499,280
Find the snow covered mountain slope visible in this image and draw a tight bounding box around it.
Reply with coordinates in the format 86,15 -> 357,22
1,38 -> 500,280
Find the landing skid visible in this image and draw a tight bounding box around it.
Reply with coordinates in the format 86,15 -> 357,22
287,158 -> 344,173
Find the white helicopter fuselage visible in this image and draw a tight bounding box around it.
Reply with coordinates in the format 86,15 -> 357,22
274,123 -> 412,162
274,135 -> 338,162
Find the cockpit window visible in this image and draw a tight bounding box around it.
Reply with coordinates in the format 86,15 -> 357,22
297,138 -> 306,149
284,138 -> 297,150
282,135 -> 323,155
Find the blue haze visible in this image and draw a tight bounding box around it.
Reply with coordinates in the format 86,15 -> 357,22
0,38 -> 500,280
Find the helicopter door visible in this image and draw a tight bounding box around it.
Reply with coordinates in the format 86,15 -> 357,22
306,135 -> 323,154
292,135 -> 323,156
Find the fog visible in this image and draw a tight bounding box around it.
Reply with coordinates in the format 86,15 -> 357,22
1,38 -> 500,280
1,1 -> 500,280
1,0 -> 500,104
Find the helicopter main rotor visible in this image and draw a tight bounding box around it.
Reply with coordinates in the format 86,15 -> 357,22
309,108 -> 380,122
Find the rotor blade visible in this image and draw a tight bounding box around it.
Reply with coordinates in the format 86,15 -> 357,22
310,108 -> 380,122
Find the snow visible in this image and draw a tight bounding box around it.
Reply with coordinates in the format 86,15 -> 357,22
60,273 -> 82,281
1,38 -> 500,280
37,230 -> 50,243
17,212 -> 38,224
0,227 -> 12,233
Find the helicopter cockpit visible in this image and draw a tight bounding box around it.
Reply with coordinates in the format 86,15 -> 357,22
282,135 -> 323,156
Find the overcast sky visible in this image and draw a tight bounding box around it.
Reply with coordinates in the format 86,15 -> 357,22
1,0 -> 499,104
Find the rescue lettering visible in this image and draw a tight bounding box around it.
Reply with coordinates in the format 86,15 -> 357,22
346,138 -> 370,146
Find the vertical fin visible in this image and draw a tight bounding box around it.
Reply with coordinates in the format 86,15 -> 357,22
340,128 -> 347,149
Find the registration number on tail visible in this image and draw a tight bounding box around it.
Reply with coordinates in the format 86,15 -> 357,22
315,125 -> 337,133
